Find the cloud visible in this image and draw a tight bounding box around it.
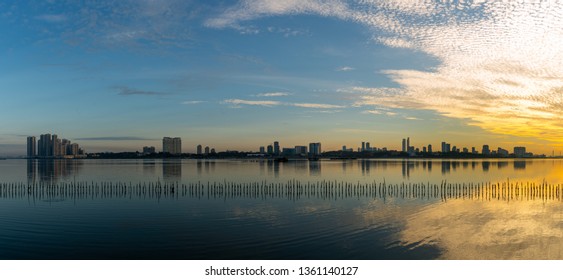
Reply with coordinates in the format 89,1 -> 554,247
223,99 -> 282,107
223,99 -> 345,109
210,1 -> 563,144
292,103 -> 345,109
336,66 -> 355,72
182,100 -> 206,105
205,0 -> 352,28
115,86 -> 168,96
256,92 -> 290,97
75,137 -> 155,141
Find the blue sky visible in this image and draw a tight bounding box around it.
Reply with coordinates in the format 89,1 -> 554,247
1,1 -> 562,155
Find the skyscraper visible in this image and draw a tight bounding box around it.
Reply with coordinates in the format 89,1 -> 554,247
204,146 -> 210,155
482,145 -> 490,155
402,139 -> 406,152
163,137 -> 182,155
259,146 -> 265,154
514,147 -> 526,157
273,141 -> 280,155
361,142 -> 365,152
428,144 -> 432,153
27,136 -> 36,158
38,134 -> 52,157
309,142 -> 321,156
197,145 -> 202,155
267,145 -> 273,154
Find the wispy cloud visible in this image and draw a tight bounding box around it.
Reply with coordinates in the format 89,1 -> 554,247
223,99 -> 282,107
223,99 -> 344,109
205,0 -> 352,28
182,100 -> 206,105
75,137 -> 155,141
256,92 -> 290,97
292,103 -> 345,109
115,86 -> 168,96
336,66 -> 354,72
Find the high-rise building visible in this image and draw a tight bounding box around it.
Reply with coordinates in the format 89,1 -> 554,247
428,144 -> 432,153
273,141 -> 280,155
259,146 -> 265,154
204,146 -> 210,155
361,142 -> 365,152
70,143 -> 80,156
472,147 -> 477,154
267,145 -> 273,154
163,137 -> 182,155
27,136 -> 36,158
402,139 -> 406,152
309,142 -> 321,156
366,142 -> 371,151
482,145 -> 490,155
514,147 -> 526,157
463,147 -> 468,153
38,134 -> 52,157
143,146 -> 156,154
498,147 -> 509,156
295,146 -> 307,155
197,145 -> 202,155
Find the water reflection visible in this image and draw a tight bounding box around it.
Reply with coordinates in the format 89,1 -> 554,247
26,159 -> 83,183
163,160 -> 182,180
309,161 -> 321,176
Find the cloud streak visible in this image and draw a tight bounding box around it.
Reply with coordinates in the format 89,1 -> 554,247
115,86 -> 168,96
75,137 -> 155,141
223,99 -> 344,109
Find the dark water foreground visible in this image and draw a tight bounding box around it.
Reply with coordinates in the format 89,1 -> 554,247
1,179 -> 563,260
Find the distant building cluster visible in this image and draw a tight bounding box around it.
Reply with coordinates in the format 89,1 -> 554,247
257,141 -> 322,157
196,144 -> 216,155
26,134 -> 84,159
396,137 -> 535,158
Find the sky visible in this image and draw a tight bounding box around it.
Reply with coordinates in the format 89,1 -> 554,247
1,0 -> 562,156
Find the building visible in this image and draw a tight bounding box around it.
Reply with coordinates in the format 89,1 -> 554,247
69,143 -> 80,156
204,146 -> 210,155
267,145 -> 273,154
361,142 -> 366,152
197,145 -> 202,155
295,146 -> 307,155
482,145 -> 490,155
498,147 -> 509,156
259,146 -> 265,154
143,146 -> 156,154
366,142 -> 371,151
38,134 -> 52,157
428,144 -> 432,153
309,142 -> 321,156
162,137 -> 182,155
273,141 -> 280,155
463,147 -> 468,153
472,147 -> 477,154
27,136 -> 36,158
282,148 -> 296,155
402,139 -> 406,152
514,147 -> 526,157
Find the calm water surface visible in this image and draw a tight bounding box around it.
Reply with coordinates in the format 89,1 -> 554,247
1,158 -> 563,259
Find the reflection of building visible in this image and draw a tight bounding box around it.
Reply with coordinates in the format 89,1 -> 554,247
514,161 -> 526,170
361,160 -> 371,175
27,159 -> 83,183
309,161 -> 321,176
162,160 -> 182,179
441,161 -> 451,174
482,161 -> 490,172
162,137 -> 182,155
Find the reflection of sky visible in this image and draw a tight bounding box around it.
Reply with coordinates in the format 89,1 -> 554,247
398,200 -> 563,259
3,158 -> 563,185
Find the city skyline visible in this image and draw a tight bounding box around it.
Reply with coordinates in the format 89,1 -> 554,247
2,1 -> 563,156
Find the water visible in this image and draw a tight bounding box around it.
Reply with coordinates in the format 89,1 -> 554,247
1,158 -> 563,259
